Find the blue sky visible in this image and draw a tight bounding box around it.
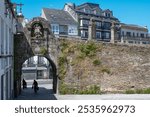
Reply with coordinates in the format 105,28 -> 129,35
12,0 -> 150,30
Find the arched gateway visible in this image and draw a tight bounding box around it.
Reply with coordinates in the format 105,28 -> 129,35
14,17 -> 59,97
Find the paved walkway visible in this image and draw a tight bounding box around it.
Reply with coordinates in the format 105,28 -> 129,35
15,79 -> 150,100
15,79 -> 57,100
57,94 -> 150,100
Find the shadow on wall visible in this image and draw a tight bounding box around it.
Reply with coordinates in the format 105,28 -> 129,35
14,33 -> 34,98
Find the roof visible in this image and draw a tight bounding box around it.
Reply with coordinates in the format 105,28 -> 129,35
103,9 -> 112,13
42,8 -> 78,25
76,2 -> 99,9
120,23 -> 148,32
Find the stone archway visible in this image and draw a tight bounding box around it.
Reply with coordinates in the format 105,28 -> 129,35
14,17 -> 59,97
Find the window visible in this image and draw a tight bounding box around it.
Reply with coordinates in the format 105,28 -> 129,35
141,33 -> 144,38
81,30 -> 88,38
126,32 -> 131,37
84,9 -> 91,14
51,24 -> 59,34
96,32 -> 101,39
69,27 -> 77,34
6,25 -> 8,54
37,70 -> 43,77
1,75 -> 4,100
102,32 -> 110,39
59,25 -> 68,35
106,32 -> 110,38
82,20 -> 89,27
103,22 -> 111,30
38,56 -> 44,64
128,41 -> 133,44
142,42 -> 147,44
9,29 -> 11,54
133,32 -> 135,37
122,31 -> 124,36
96,22 -> 102,29
104,12 -> 110,17
1,18 -> 4,54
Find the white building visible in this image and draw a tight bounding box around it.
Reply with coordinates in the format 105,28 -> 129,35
22,56 -> 52,80
41,8 -> 78,38
120,23 -> 150,45
0,0 -> 17,100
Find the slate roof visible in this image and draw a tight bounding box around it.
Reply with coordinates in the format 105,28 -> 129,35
76,3 -> 99,9
42,8 -> 77,25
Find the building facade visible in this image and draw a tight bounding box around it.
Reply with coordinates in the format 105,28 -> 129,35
41,8 -> 78,38
42,2 -> 150,45
120,23 -> 150,45
22,56 -> 52,80
64,3 -> 120,41
0,0 -> 17,100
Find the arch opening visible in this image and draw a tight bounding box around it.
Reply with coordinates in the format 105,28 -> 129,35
17,55 -> 57,100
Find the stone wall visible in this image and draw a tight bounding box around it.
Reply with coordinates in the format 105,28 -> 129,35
58,39 -> 150,94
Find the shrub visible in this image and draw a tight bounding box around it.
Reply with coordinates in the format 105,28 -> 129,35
93,59 -> 101,66
58,55 -> 67,66
79,42 -> 97,57
58,55 -> 67,79
143,88 -> 150,94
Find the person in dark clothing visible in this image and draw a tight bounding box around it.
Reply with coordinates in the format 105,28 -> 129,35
32,80 -> 39,93
22,79 -> 27,89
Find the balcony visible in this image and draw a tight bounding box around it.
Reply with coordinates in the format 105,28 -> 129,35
102,26 -> 111,30
82,24 -> 89,27
59,32 -> 68,35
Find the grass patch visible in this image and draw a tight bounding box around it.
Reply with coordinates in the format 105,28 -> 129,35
125,88 -> 150,94
78,42 -> 97,57
79,85 -> 101,94
125,90 -> 135,94
59,83 -> 101,95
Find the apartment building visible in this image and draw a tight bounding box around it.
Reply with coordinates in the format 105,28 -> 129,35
120,23 -> 150,45
42,2 -> 150,45
64,3 -> 120,41
0,0 -> 17,100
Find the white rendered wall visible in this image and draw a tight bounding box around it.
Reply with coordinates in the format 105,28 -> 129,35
0,0 -> 16,100
121,28 -> 148,38
41,9 -> 47,20
64,4 -> 78,22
